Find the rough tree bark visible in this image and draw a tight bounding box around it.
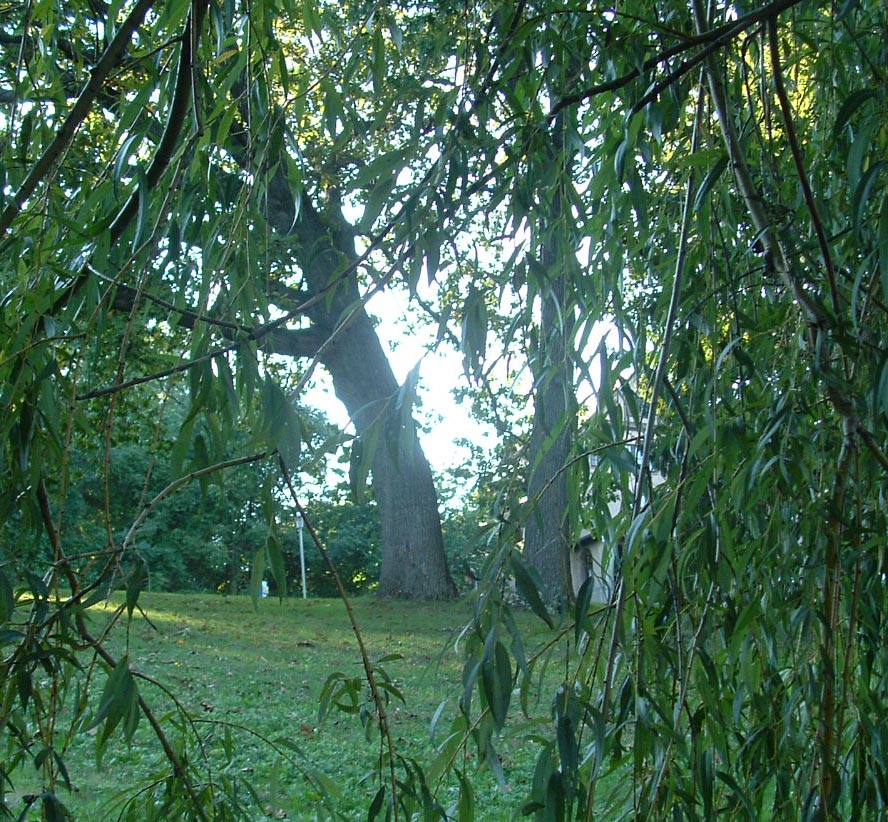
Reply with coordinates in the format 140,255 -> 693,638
522,95 -> 577,606
524,270 -> 574,606
256,157 -> 457,600
319,312 -> 456,599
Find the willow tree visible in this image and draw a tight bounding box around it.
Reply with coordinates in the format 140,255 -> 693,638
443,0 -> 888,819
0,0 -> 462,601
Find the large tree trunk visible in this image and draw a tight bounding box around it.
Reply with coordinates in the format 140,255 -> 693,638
318,308 -> 456,598
522,96 -> 578,606
258,165 -> 456,600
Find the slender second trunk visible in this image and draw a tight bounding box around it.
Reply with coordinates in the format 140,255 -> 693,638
524,273 -> 574,606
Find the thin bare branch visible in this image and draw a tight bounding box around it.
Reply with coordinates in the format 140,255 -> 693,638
693,0 -> 826,329
120,452 -> 269,553
550,0 -> 806,120
278,458 -> 401,821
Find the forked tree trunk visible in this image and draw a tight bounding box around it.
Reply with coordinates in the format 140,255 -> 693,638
258,166 -> 456,600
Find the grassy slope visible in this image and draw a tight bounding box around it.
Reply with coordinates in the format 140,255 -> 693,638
44,593 -> 552,820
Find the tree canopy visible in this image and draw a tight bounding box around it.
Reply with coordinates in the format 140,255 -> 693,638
2,0 -> 888,818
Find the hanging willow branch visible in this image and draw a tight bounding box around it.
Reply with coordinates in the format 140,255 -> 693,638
586,68 -> 707,822
277,458 -> 402,821
36,478 -> 211,822
767,16 -> 841,318
0,0 -> 160,234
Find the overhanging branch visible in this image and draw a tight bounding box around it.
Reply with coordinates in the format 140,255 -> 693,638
549,0 -> 807,121
76,300 -> 328,402
0,0 -> 159,234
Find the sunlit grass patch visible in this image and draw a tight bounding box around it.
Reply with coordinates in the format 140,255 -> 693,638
33,592 -> 554,820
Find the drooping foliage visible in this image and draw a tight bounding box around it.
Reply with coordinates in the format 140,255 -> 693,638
1,0 -> 887,818
448,1 -> 888,819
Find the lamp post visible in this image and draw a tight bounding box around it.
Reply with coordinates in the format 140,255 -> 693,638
295,511 -> 307,599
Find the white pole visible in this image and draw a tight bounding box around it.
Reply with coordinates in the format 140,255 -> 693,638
296,512 -> 307,599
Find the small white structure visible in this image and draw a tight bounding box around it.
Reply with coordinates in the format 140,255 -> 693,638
571,460 -> 666,603
296,511 -> 307,599
571,532 -> 613,603
571,490 -> 623,603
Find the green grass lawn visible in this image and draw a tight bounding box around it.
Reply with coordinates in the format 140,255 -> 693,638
27,592 -> 555,820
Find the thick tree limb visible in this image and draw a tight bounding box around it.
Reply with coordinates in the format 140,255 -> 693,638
549,0 -> 807,120
0,0 -> 159,234
262,326 -> 330,359
108,277 -> 247,334
77,283 -> 330,401
75,317 -> 325,401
